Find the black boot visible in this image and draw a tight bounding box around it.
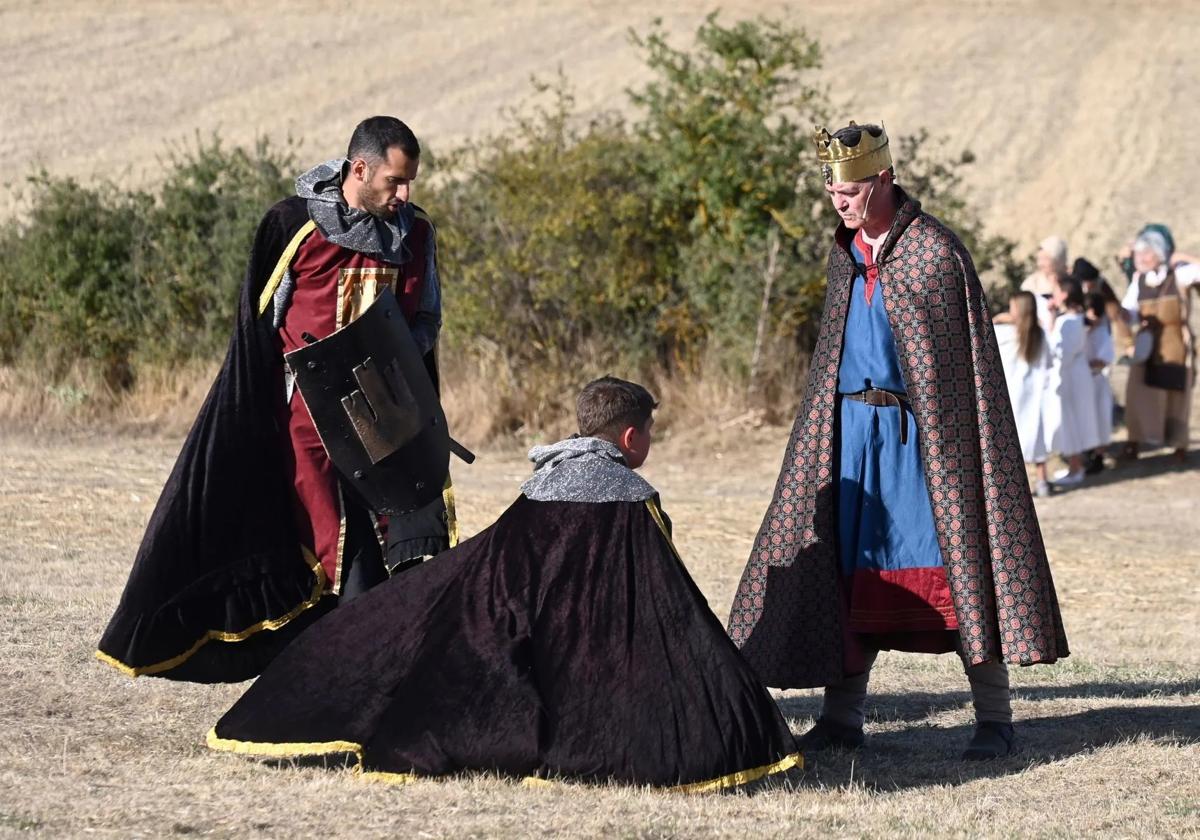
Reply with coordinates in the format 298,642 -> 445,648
962,721 -> 1016,760
797,717 -> 865,752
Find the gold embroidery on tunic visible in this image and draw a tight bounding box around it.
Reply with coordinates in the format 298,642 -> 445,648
336,267 -> 400,329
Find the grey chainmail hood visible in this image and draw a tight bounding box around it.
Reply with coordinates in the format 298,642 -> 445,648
294,158 -> 413,265
520,437 -> 657,503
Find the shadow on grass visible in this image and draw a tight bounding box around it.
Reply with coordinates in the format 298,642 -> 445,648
785,704 -> 1199,792
776,676 -> 1200,726
233,679 -> 1200,794
1050,446 -> 1197,494
771,680 -> 1200,792
259,752 -> 358,770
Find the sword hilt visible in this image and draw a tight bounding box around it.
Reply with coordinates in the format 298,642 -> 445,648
448,437 -> 476,465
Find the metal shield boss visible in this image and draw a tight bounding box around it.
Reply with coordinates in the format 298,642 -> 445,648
284,287 -> 448,516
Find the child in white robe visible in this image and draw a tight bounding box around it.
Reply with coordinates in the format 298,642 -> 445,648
1084,293 -> 1115,473
996,291 -> 1053,496
1046,280 -> 1100,487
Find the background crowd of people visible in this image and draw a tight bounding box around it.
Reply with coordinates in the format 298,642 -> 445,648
995,227 -> 1197,496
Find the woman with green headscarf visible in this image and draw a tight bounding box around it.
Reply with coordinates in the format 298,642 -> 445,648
1119,228 -> 1197,462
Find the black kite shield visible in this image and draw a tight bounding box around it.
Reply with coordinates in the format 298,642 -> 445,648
285,288 -> 449,516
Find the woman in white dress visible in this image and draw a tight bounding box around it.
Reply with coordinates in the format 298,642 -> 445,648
1084,293 -> 1115,473
1045,279 -> 1100,487
995,291 -> 1053,496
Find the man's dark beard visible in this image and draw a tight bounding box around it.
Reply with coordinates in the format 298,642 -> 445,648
356,185 -> 394,220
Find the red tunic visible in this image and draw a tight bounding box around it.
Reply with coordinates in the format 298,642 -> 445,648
277,220 -> 432,591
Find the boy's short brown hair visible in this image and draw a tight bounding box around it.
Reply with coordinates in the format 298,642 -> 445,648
576,377 -> 657,441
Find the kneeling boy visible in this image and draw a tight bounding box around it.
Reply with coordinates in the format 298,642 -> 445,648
208,377 -> 800,790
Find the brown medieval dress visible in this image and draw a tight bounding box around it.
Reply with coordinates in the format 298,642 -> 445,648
727,189 -> 1069,688
1124,270 -> 1194,450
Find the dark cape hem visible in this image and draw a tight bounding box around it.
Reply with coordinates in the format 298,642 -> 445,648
204,726 -> 802,794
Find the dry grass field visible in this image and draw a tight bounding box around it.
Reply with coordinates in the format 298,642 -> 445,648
3,1 -> 1200,836
1,403 -> 1197,838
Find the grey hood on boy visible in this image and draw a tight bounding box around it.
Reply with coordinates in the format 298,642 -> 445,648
521,437 -> 656,503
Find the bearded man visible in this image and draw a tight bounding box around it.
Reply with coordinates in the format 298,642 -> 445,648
97,116 -> 452,682
727,122 -> 1069,759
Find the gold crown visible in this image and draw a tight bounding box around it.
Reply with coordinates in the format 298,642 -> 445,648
813,121 -> 892,185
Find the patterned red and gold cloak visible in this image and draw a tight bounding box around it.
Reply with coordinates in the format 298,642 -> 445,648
727,189 -> 1069,689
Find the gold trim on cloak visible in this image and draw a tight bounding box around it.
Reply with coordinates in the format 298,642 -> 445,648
645,498 -> 679,560
668,751 -> 802,793
95,548 -> 327,678
330,483 -> 349,596
205,728 -> 800,793
443,476 -> 459,547
257,221 -> 317,317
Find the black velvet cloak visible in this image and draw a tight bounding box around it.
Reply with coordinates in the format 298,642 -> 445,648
208,495 -> 800,791
97,196 -> 447,683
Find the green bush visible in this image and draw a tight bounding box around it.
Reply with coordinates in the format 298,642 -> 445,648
0,137 -> 296,386
138,137 -> 297,364
1,13 -> 1016,430
430,82 -> 676,379
425,13 -> 1017,414
0,175 -> 151,386
628,15 -> 830,387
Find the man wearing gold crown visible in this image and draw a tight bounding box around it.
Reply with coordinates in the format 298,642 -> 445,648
727,122 -> 1069,760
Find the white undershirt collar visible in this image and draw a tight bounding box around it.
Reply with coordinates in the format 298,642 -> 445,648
1140,265 -> 1169,287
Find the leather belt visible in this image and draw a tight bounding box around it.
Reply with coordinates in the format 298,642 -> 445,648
841,388 -> 911,444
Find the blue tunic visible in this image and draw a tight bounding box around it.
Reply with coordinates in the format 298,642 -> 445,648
836,239 -> 951,633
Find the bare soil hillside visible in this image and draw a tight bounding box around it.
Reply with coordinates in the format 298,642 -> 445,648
3,0 -> 1197,261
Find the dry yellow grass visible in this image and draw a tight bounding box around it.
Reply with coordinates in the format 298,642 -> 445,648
2,355 -> 785,450
3,2 -> 1200,833
1,403 -> 1197,837
0,362 -> 221,436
